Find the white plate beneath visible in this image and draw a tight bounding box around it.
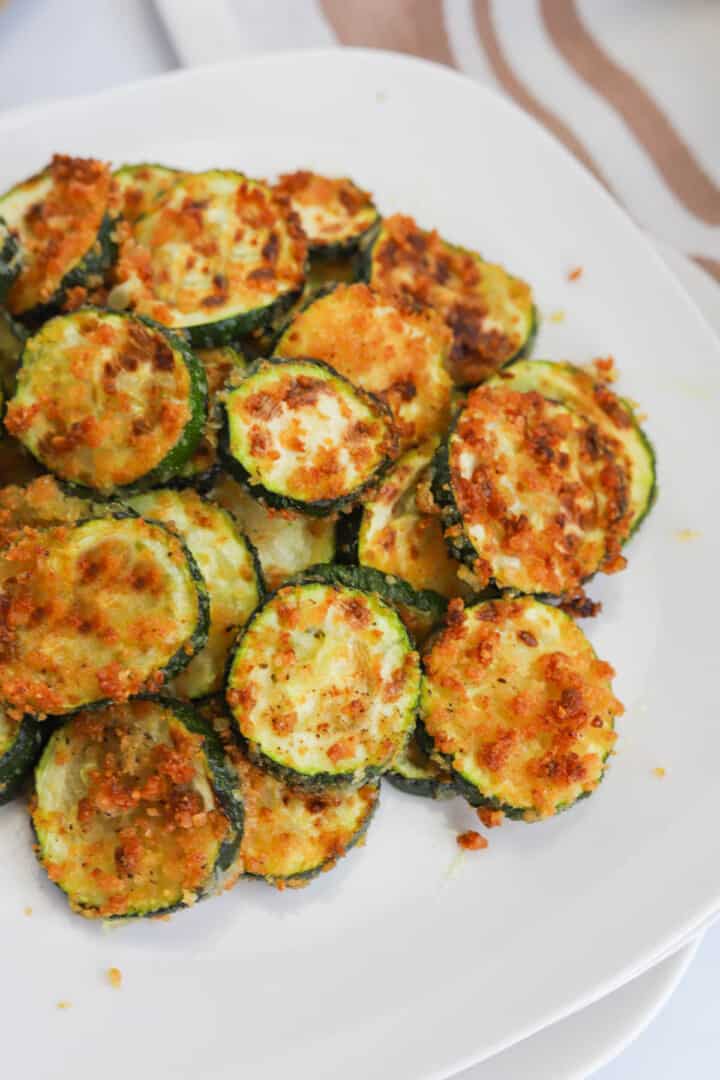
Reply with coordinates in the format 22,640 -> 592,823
1,51 -> 719,1080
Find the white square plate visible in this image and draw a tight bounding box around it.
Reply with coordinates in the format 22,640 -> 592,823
1,49 -> 719,1080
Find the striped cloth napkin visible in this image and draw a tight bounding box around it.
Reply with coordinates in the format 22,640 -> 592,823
156,0 -> 720,282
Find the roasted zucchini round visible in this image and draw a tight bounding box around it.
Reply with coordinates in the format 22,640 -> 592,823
365,214 -> 536,386
127,489 -> 263,699
0,155 -> 115,322
226,580 -> 421,789
274,171 -> 379,258
32,697 -> 242,917
432,385 -> 630,595
4,309 -> 207,495
220,357 -> 397,516
0,515 -> 209,717
419,597 -> 622,820
276,282 -> 453,450
112,162 -> 181,223
110,170 -> 306,346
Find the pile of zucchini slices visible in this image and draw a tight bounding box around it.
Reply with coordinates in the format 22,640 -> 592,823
0,155 -> 655,921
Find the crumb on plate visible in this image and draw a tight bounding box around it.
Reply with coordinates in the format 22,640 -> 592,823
675,529 -> 701,542
57,1001 -> 72,1011
457,830 -> 488,851
653,767 -> 666,778
107,967 -> 122,989
23,906 -> 32,917
548,310 -> 565,323
567,266 -> 583,282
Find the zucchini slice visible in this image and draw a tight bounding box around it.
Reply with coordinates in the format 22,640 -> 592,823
172,346 -> 248,490
32,697 -> 241,918
366,214 -> 536,387
220,357 -> 397,515
5,309 -> 207,495
492,360 -> 656,534
276,283 -> 453,451
110,170 -> 306,346
211,473 -> 336,591
112,163 -> 180,223
0,515 -> 209,717
0,218 -> 21,304
0,707 -> 45,804
293,562 -> 447,645
419,597 -> 622,819
0,474 -> 125,548
358,438 -> 478,601
386,729 -> 456,800
127,489 -> 263,699
274,171 -> 379,257
0,155 -> 115,321
226,581 -> 421,788
432,385 -> 631,596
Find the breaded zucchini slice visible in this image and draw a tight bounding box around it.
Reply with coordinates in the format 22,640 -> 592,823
0,706 -> 45,805
127,489 -> 263,699
32,697 -> 241,918
0,515 -> 209,717
276,283 -> 453,451
366,214 -> 536,386
358,438 -> 477,601
0,155 -> 115,321
211,474 -> 336,591
110,170 -> 306,346
386,728 -> 456,800
226,581 -> 421,789
0,474 -> 126,549
491,359 -> 656,534
111,162 -> 181,223
4,309 -> 207,495
420,597 -> 622,819
220,357 -> 397,515
432,385 -> 631,596
274,171 -> 379,257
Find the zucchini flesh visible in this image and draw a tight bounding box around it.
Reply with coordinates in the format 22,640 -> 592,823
127,489 -> 262,699
5,309 -> 207,494
274,171 -> 379,256
433,385 -> 630,595
112,163 -> 180,223
367,214 -> 535,386
386,729 -> 456,800
32,698 -> 241,917
276,283 -> 453,451
0,707 -> 45,804
493,360 -> 656,534
221,357 -> 397,515
420,597 -> 621,819
0,155 -> 115,319
110,171 -> 306,346
293,562 -> 446,645
211,474 -> 336,591
226,581 -> 420,788
358,438 -> 477,601
0,515 -> 209,717
0,218 -> 21,304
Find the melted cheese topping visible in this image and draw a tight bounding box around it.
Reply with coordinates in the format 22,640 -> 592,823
111,164 -> 180,223
274,171 -> 377,248
277,283 -> 452,450
421,598 -> 622,818
33,701 -> 229,917
111,171 -> 306,329
449,386 -> 628,594
211,475 -> 335,591
370,214 -> 534,385
492,360 -> 652,531
360,439 -> 469,599
227,583 -> 420,778
128,489 -> 260,698
0,155 -> 111,315
225,359 -> 393,505
0,517 -> 202,716
5,311 -> 193,492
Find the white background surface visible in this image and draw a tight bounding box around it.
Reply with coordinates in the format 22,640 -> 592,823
0,3 -> 718,1077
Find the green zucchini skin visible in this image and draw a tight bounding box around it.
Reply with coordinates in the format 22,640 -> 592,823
0,218 -> 21,305
0,309 -> 27,398
385,729 -> 457,801
0,714 -> 46,804
186,288 -> 302,350
219,357 -> 397,517
428,433 -> 479,572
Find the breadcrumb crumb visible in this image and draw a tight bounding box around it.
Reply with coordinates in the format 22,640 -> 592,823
57,1001 -> 72,1010
548,310 -> 565,323
567,266 -> 583,282
457,830 -> 488,851
107,967 -> 122,988
477,808 -> 504,828
675,529 -> 701,542
653,767 -> 666,778
23,906 -> 32,916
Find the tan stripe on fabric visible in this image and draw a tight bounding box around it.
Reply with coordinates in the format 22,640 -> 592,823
691,255 -> 720,286
320,0 -> 455,67
472,0 -> 609,190
541,0 -> 720,226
